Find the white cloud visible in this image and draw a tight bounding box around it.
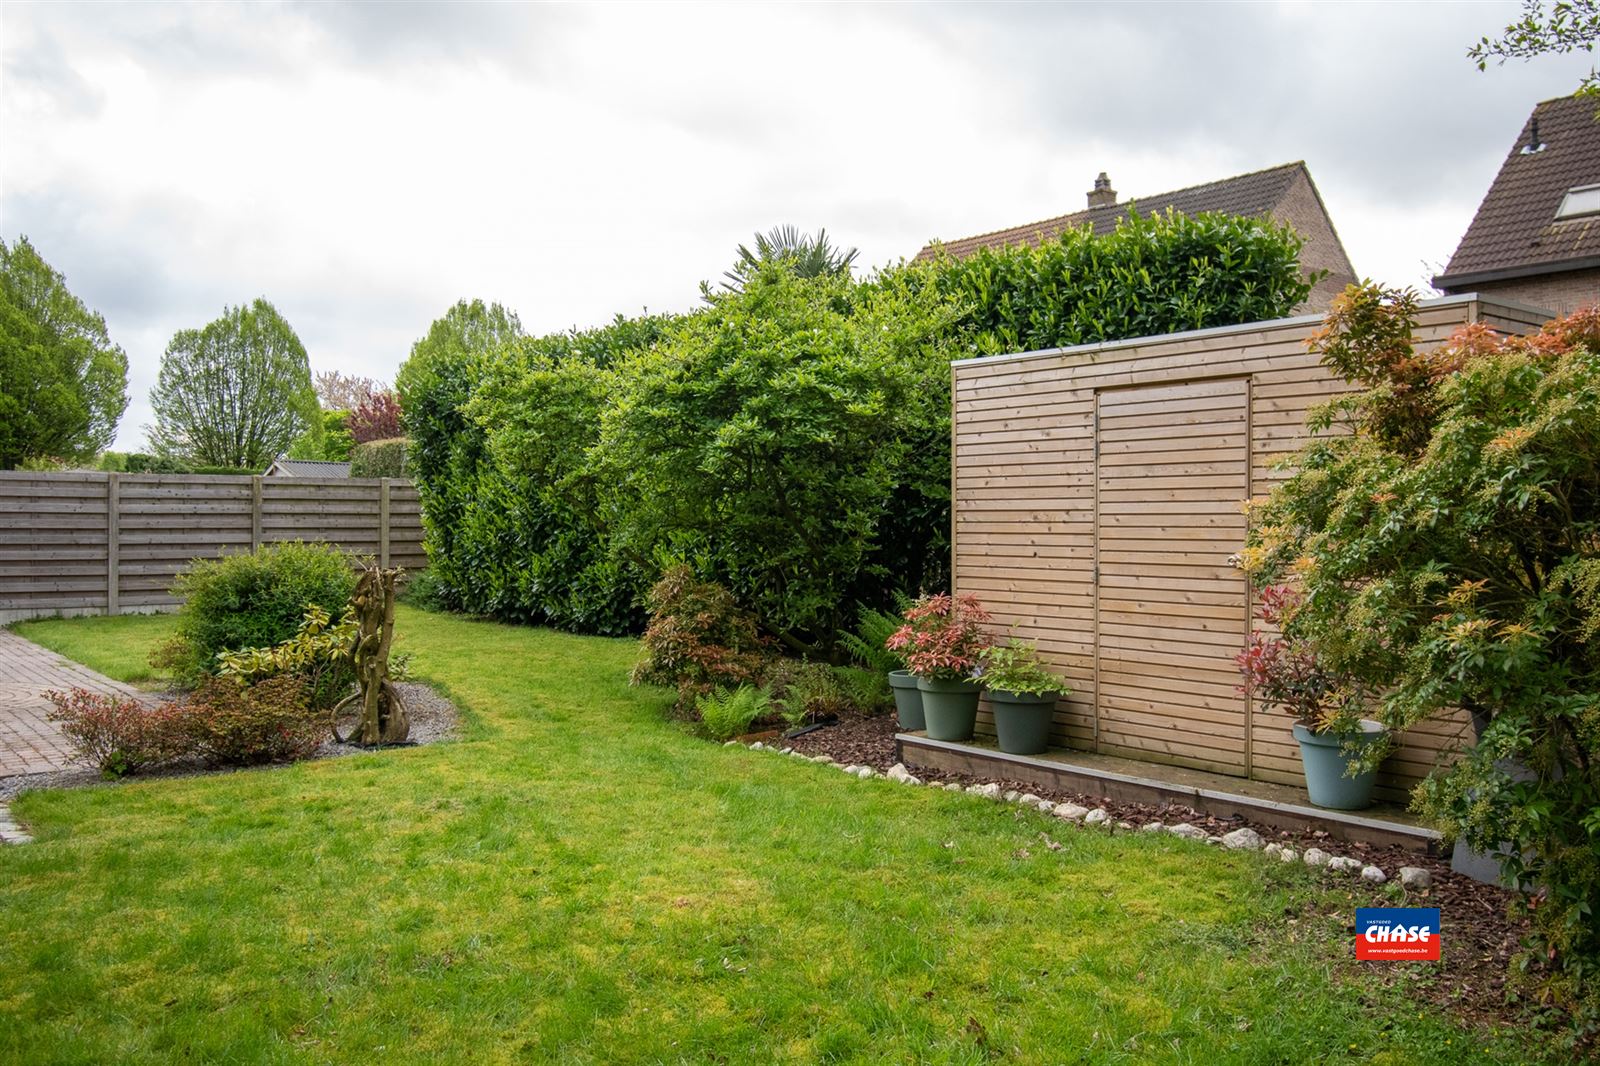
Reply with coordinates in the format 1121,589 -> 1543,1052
1,1 -> 1592,450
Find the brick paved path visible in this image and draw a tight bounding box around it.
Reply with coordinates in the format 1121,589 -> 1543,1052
0,629 -> 149,777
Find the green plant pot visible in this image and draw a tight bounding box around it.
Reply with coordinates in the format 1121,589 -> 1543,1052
887,670 -> 924,731
987,689 -> 1059,755
917,677 -> 982,741
1293,719 -> 1386,810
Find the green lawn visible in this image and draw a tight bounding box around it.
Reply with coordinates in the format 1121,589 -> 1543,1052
1,609 -> 1527,1064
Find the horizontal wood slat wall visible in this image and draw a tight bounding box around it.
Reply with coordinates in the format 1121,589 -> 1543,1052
951,294 -> 1552,804
0,472 -> 426,623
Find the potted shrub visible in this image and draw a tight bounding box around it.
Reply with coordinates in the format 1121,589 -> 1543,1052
1237,586 -> 1390,810
979,639 -> 1069,755
887,593 -> 993,741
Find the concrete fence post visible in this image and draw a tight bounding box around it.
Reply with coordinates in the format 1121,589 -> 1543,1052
105,472 -> 120,616
379,478 -> 391,568
251,475 -> 263,551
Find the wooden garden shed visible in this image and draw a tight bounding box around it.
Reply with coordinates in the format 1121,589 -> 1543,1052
951,294 -> 1550,802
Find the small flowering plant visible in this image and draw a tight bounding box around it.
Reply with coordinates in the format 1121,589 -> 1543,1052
886,593 -> 993,682
1235,584 -> 1365,734
978,639 -> 1069,696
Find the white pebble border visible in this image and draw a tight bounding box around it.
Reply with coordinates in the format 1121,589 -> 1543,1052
730,740 -> 1437,889
0,801 -> 32,845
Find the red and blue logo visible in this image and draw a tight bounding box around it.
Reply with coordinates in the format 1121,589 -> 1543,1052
1356,907 -> 1440,961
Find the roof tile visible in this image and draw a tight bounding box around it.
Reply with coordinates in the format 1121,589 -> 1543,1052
915,162 -> 1309,262
1436,94 -> 1600,283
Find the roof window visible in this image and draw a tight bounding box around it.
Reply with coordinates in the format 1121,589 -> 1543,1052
1556,184 -> 1600,220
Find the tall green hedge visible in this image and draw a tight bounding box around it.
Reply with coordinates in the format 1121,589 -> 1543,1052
401,209 -> 1315,647
400,304 -> 674,633
350,437 -> 406,478
922,207 -> 1316,355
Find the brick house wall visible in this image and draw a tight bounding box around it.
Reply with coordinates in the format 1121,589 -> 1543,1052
1448,268 -> 1600,317
1269,167 -> 1359,313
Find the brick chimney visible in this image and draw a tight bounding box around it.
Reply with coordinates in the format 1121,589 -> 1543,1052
1087,172 -> 1117,209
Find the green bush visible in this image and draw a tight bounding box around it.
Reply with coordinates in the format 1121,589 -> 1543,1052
350,436 -> 407,478
399,301 -> 665,634
769,660 -> 853,727
215,604 -> 357,711
398,569 -> 448,612
834,665 -> 892,716
695,685 -> 772,742
598,265 -> 955,653
158,541 -> 358,685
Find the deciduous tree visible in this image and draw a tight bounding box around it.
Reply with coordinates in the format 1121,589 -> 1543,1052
313,369 -> 382,411
0,236 -> 128,468
1470,0 -> 1600,96
147,298 -> 317,469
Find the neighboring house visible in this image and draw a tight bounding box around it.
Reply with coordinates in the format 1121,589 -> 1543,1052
1434,94 -> 1600,316
914,161 -> 1358,312
263,459 -> 351,478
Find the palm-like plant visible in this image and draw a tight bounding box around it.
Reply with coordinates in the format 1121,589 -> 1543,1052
720,225 -> 859,293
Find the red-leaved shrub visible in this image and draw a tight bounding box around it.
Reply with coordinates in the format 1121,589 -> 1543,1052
886,593 -> 993,681
185,676 -> 323,765
348,390 -> 403,444
630,565 -> 769,714
44,689 -> 191,779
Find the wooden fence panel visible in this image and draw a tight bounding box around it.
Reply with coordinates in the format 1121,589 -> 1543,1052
0,472 -> 427,623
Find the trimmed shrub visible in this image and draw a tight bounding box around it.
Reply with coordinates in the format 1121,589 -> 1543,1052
350,437 -> 407,478
919,207 -> 1316,356
631,566 -> 769,714
43,689 -> 190,779
158,541 -> 357,685
401,302 -> 670,634
185,676 -> 323,765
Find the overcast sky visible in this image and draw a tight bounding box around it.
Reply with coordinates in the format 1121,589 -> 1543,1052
2,1 -> 1593,450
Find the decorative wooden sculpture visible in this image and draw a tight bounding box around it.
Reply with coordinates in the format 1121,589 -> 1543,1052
332,565 -> 410,745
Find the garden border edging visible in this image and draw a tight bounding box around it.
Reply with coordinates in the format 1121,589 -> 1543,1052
898,733 -> 1442,854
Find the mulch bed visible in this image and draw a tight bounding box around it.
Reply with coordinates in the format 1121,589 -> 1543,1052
783,711 -> 1543,1041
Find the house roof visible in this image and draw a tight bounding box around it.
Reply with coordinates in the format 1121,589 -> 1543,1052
1434,94 -> 1600,287
913,161 -> 1311,262
265,459 -> 351,477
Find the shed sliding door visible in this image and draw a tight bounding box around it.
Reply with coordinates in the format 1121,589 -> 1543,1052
1093,378 -> 1251,776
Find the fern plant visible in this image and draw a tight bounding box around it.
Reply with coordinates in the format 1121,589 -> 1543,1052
837,603 -> 908,674
695,685 -> 773,741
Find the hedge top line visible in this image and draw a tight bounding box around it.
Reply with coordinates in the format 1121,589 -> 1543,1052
948,291 -> 1558,369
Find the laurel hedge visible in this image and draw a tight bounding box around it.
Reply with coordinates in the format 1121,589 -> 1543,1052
401,210 -> 1314,648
